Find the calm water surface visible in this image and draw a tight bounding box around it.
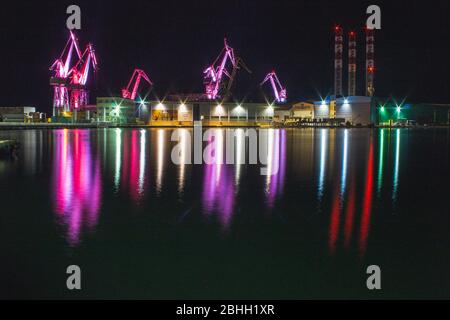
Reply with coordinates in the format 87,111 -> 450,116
0,128 -> 449,299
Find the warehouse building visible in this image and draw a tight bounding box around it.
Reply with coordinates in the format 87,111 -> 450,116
0,106 -> 36,123
335,96 -> 372,125
140,100 -> 275,126
290,101 -> 314,119
373,97 -> 450,125
94,97 -> 276,126
313,97 -> 372,125
96,97 -> 137,124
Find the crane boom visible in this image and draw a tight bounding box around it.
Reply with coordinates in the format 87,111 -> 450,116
261,71 -> 287,103
70,43 -> 98,86
203,38 -> 236,100
122,69 -> 153,100
50,31 -> 83,111
222,57 -> 252,102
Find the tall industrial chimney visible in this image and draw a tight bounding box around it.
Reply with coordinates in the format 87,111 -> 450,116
365,27 -> 375,97
334,25 -> 343,97
348,31 -> 357,96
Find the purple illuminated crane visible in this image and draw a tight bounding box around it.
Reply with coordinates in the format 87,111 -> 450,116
122,69 -> 153,100
50,31 -> 82,114
203,39 -> 236,100
261,71 -> 287,103
68,43 -> 98,109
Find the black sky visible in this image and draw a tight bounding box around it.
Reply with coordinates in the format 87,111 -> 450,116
0,0 -> 449,113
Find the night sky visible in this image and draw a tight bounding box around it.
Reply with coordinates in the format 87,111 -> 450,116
0,0 -> 449,113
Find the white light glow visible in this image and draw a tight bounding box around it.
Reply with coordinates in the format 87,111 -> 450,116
214,104 -> 226,116
155,103 -> 166,110
233,105 -> 245,116
179,103 -> 187,112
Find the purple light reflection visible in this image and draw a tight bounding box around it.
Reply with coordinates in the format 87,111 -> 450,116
202,129 -> 235,230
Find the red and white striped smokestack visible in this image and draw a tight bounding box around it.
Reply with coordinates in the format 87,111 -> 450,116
348,30 -> 357,96
334,25 -> 343,97
365,26 -> 375,97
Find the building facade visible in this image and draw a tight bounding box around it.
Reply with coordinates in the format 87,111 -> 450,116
290,102 -> 314,119
0,106 -> 36,123
96,97 -> 137,124
144,101 -> 275,126
373,98 -> 450,125
335,96 -> 372,125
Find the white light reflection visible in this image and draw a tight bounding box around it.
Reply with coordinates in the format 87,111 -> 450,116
156,129 -> 165,194
318,129 -> 328,200
215,129 -> 224,184
178,129 -> 189,193
114,128 -> 122,191
235,128 -> 245,184
393,129 -> 400,201
265,129 -> 275,191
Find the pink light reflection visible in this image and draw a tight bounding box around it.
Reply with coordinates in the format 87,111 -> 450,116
52,129 -> 102,246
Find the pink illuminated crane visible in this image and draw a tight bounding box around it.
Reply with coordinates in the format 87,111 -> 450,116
50,31 -> 82,112
122,69 -> 153,100
69,43 -> 98,109
261,71 -> 287,103
50,32 -> 98,113
203,39 -> 236,100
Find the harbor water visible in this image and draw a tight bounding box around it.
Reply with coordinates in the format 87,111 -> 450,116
0,128 -> 449,299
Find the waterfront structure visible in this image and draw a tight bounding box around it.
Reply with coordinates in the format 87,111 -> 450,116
96,97 -> 137,124
314,100 -> 332,120
147,100 -> 274,126
373,98 -> 450,125
95,98 -> 274,126
313,97 -> 372,125
289,102 -> 314,119
335,96 -> 372,124
273,105 -> 291,123
0,106 -> 36,123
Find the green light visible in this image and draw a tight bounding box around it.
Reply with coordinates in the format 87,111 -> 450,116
380,106 -> 385,112
397,106 -> 401,113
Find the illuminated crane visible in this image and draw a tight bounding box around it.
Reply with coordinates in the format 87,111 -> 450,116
261,71 -> 287,103
69,43 -> 98,109
121,69 -> 153,100
203,38 -> 236,100
50,31 -> 82,113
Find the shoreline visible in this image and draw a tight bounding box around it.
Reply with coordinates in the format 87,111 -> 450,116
0,122 -> 449,130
